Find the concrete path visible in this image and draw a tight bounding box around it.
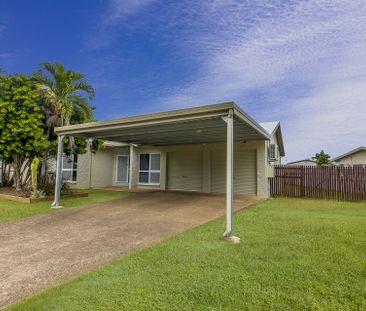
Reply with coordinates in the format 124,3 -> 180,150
0,191 -> 262,308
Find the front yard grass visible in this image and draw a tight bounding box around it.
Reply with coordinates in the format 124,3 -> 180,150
0,189 -> 129,223
9,198 -> 366,310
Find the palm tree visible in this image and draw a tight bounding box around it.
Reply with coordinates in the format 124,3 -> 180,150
34,62 -> 95,176
34,62 -> 95,126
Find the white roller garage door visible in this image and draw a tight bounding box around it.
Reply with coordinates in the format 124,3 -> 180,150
211,149 -> 257,195
167,151 -> 203,191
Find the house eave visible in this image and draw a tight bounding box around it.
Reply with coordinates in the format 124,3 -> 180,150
54,102 -> 271,145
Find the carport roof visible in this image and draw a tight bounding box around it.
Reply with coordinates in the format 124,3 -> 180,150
55,102 -> 271,146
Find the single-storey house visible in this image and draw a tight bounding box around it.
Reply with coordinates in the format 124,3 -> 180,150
53,102 -> 285,237
286,159 -> 317,166
332,146 -> 366,166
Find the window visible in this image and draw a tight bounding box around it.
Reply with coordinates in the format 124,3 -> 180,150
62,154 -> 77,182
139,153 -> 160,184
268,144 -> 278,161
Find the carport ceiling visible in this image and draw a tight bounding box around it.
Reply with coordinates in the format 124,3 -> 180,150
55,102 -> 270,146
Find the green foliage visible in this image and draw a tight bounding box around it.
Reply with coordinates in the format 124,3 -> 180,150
0,74 -> 49,171
33,62 -> 101,156
0,65 -> 100,189
34,62 -> 95,127
314,150 -> 331,166
38,173 -> 71,197
31,189 -> 46,199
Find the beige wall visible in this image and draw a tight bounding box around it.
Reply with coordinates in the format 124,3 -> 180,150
74,147 -> 115,188
75,140 -> 273,198
90,148 -> 115,188
75,152 -> 90,189
336,150 -> 366,166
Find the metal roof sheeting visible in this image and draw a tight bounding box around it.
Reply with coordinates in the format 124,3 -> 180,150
55,102 -> 273,146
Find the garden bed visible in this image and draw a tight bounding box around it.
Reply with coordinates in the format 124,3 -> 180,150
0,187 -> 88,204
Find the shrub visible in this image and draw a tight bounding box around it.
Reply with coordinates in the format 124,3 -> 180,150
38,173 -> 72,197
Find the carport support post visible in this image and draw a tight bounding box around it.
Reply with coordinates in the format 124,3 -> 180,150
88,138 -> 93,189
129,143 -> 133,189
224,110 -> 234,237
51,135 -> 64,208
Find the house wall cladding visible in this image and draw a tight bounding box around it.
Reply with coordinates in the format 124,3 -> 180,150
75,140 -> 270,197
76,148 -> 117,188
167,151 -> 203,192
211,149 -> 257,195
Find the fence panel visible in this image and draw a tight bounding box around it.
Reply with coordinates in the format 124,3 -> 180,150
270,166 -> 366,201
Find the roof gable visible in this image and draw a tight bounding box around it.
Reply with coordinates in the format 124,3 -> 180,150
287,159 -> 316,165
259,121 -> 279,135
259,121 -> 285,157
332,146 -> 366,161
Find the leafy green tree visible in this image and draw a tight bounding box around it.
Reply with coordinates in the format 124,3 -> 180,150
0,74 -> 49,190
34,62 -> 95,127
314,150 -> 331,166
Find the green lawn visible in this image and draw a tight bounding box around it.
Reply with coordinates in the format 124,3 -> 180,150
8,198 -> 366,311
0,189 -> 129,223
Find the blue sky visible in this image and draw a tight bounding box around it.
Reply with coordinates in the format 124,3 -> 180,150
1,0 -> 366,161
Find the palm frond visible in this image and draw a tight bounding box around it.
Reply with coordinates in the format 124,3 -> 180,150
37,61 -> 95,126
68,95 -> 94,123
70,81 -> 95,99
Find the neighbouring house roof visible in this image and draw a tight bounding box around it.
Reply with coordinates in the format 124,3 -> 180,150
258,121 -> 285,157
55,102 -> 272,146
286,158 -> 316,165
331,146 -> 366,162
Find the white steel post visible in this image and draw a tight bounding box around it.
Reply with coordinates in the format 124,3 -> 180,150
129,143 -> 133,189
51,135 -> 65,208
223,109 -> 234,237
88,138 -> 93,189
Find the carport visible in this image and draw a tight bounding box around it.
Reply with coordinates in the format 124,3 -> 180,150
53,102 -> 270,238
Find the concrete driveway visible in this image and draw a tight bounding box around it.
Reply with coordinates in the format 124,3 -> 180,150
0,191 -> 262,308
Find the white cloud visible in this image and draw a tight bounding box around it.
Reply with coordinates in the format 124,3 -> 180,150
284,80 -> 366,161
150,0 -> 366,160
102,0 -> 157,26
86,0 -> 157,49
87,0 -> 366,160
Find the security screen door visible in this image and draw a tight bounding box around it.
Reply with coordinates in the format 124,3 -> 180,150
116,155 -> 129,183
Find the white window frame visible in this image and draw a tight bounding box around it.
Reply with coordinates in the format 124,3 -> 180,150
138,153 -> 161,185
268,143 -> 279,162
115,155 -> 129,183
61,154 -> 77,183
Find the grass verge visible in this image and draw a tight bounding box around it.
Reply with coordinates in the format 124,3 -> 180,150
8,198 -> 366,310
0,189 -> 129,223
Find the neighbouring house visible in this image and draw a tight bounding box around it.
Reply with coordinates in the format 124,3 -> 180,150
258,121 -> 284,166
57,102 -> 285,199
332,146 -> 366,167
286,159 -> 317,166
